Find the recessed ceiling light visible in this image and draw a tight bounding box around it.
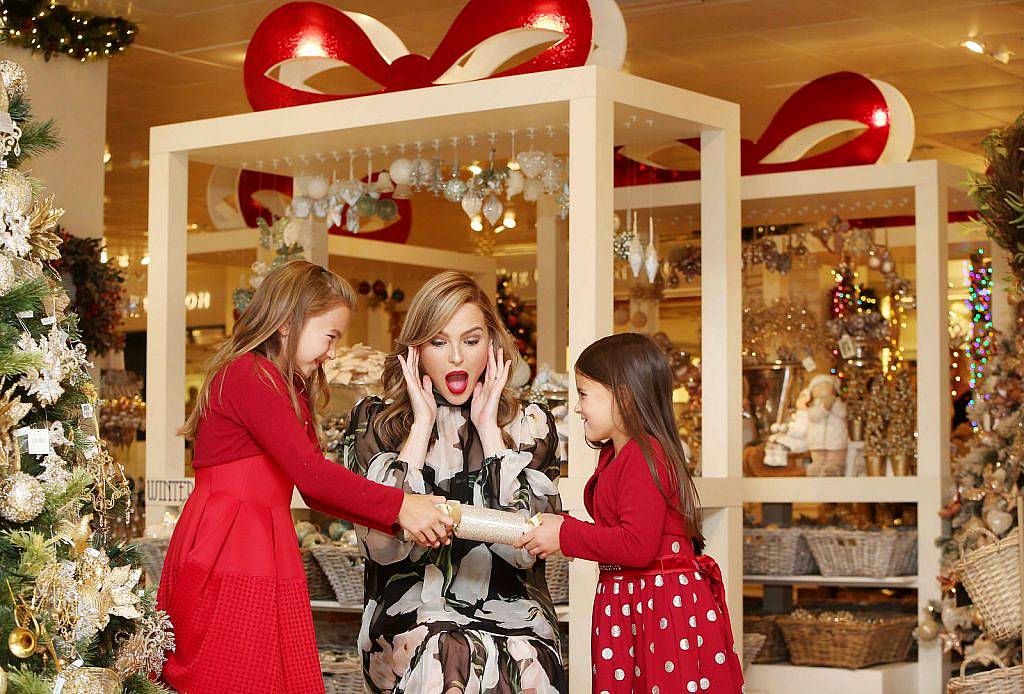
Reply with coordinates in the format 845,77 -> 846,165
962,39 -> 985,54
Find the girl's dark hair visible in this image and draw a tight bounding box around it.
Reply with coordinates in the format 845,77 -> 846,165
576,332 -> 704,550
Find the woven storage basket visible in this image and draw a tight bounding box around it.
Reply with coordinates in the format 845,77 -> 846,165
743,615 -> 788,663
777,612 -> 916,669
803,528 -> 917,577
895,528 -> 919,575
947,656 -> 1024,694
743,528 -> 818,575
131,538 -> 169,587
955,529 -> 1021,643
302,546 -> 336,601
742,632 -> 767,670
546,554 -> 569,604
321,648 -> 366,694
312,544 -> 365,607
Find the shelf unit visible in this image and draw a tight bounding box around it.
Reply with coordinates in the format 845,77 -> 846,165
146,65 -> 741,691
616,160 -> 966,694
744,575 -> 919,589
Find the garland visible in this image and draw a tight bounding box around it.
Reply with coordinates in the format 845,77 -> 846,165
0,1 -> 136,61
51,231 -> 126,356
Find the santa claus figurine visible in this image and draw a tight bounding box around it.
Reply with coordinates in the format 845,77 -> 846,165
764,387 -> 811,467
805,373 -> 849,476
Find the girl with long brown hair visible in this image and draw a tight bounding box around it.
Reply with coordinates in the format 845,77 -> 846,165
517,332 -> 743,693
342,270 -> 566,693
158,260 -> 452,694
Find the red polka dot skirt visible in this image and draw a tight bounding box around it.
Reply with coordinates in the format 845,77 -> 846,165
592,550 -> 744,693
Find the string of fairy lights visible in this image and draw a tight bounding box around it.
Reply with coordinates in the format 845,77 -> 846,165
0,1 -> 136,62
963,250 -> 994,407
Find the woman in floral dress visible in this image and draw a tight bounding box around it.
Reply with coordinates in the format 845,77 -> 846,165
344,271 -> 566,693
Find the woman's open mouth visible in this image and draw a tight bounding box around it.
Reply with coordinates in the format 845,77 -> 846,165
445,370 -> 470,395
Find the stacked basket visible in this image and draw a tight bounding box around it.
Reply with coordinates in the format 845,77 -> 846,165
776,610 -> 916,669
802,527 -> 917,578
743,527 -> 818,575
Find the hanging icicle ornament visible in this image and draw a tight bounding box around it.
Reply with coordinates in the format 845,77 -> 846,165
628,211 -> 644,278
645,214 -> 659,283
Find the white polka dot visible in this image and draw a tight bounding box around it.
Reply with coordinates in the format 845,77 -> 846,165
695,572 -> 702,580
641,579 -> 647,590
605,605 -> 611,617
594,666 -> 598,675
680,638 -> 690,650
673,595 -> 683,608
628,582 -> 635,595
637,602 -> 643,614
732,644 -> 737,654
659,618 -> 669,629
698,635 -> 704,647
650,642 -> 656,654
653,687 -> 660,694
687,681 -> 698,692
665,661 -> 675,673
629,647 -> 635,657
741,686 -> 746,693
598,584 -> 604,594
622,604 -> 631,616
595,627 -> 600,636
613,583 -> 620,594
689,616 -> 697,628
632,624 -> 637,636
635,666 -> 642,677
648,598 -> 654,609
715,652 -> 726,664
700,678 -> 710,690
672,541 -> 681,553
599,691 -> 608,694
680,574 -> 689,585
611,625 -> 621,638
615,669 -> 625,681
602,648 -> 613,660
693,593 -> 698,603
655,574 -> 664,587
707,609 -> 718,622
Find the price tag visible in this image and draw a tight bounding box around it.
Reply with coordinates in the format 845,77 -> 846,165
15,310 -> 32,319
801,356 -> 817,372
40,316 -> 56,325
837,334 -> 856,360
27,428 -> 50,455
81,403 -> 94,418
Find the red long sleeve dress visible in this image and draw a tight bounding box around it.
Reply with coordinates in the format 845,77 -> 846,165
157,352 -> 404,693
559,438 -> 744,694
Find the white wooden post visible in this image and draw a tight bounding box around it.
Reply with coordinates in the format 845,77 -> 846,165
699,125 -> 743,643
536,195 -> 568,371
566,84 -> 615,691
145,150 -> 188,528
915,175 -> 951,694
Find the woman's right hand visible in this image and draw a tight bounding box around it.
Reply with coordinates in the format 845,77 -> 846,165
397,346 -> 437,429
397,493 -> 454,548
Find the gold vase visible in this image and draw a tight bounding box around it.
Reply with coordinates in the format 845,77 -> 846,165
865,454 -> 885,476
891,454 -> 912,476
61,667 -> 123,694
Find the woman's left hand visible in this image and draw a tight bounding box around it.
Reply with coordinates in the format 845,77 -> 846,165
471,341 -> 511,444
515,513 -> 564,559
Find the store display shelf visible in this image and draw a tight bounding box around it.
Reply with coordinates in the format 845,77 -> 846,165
744,574 -> 918,589
743,476 -> 929,503
310,600 -> 571,623
744,661 -> 917,694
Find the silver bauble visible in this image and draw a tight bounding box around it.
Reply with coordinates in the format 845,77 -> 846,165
0,168 -> 32,217
0,472 -> 45,523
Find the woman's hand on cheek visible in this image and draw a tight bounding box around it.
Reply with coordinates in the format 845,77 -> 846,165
471,340 -> 511,455
398,346 -> 436,429
514,514 -> 564,559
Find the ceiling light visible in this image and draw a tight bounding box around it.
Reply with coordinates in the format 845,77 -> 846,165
470,215 -> 483,232
992,49 -> 1013,64
99,248 -> 108,263
141,255 -> 151,265
962,39 -> 985,54
468,163 -> 482,175
494,225 -> 506,234
503,211 -> 517,228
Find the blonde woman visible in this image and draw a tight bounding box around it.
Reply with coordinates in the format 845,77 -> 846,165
344,271 -> 566,693
159,261 -> 453,694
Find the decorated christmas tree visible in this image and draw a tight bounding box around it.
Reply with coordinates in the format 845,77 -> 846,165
496,274 -> 537,372
0,60 -> 172,693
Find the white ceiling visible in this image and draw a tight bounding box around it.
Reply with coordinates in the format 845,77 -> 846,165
86,0 -> 1024,254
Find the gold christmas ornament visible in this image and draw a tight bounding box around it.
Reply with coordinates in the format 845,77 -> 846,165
7,624 -> 36,659
0,253 -> 15,294
0,61 -> 28,100
0,471 -> 45,523
0,168 -> 32,217
59,667 -> 123,694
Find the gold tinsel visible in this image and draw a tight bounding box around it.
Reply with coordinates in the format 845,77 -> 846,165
0,471 -> 44,523
886,368 -> 916,457
26,196 -> 64,262
113,609 -> 175,679
864,376 -> 889,457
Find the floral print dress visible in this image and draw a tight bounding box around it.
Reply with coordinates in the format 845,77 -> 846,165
344,395 -> 567,693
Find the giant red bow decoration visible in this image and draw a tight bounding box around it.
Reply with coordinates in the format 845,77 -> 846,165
245,0 -> 594,111
616,71 -> 915,184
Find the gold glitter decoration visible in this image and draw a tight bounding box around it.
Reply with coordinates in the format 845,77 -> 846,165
0,471 -> 44,523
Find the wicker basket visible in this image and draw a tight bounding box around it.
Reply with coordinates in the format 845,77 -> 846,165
803,528 -> 917,577
312,545 -> 365,607
777,612 -> 916,669
743,528 -> 818,575
742,632 -> 767,670
955,529 -> 1021,643
303,546 -> 337,601
743,615 -> 788,663
321,648 -> 366,694
131,538 -> 170,587
947,656 -> 1024,694
546,554 -> 569,604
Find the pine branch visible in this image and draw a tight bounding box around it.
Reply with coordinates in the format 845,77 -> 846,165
39,467 -> 94,526
6,667 -> 52,694
3,530 -> 57,580
0,348 -> 44,377
0,277 -> 48,317
12,117 -> 60,163
123,675 -> 173,694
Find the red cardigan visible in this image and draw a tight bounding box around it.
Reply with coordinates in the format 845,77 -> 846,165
559,438 -> 689,567
192,352 -> 403,533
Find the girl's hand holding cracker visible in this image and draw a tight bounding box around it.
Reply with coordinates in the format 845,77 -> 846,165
515,513 -> 564,559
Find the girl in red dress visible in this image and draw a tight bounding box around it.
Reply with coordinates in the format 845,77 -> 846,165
517,332 -> 744,693
157,261 -> 453,694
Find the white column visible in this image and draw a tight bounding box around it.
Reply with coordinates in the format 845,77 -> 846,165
536,196 -> 568,371
699,126 -> 743,643
145,150 -> 189,528
915,179 -> 951,694
567,90 -> 615,691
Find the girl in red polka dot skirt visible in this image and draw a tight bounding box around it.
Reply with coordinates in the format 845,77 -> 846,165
517,332 -> 744,693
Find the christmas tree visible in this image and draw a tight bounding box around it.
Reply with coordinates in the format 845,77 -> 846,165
496,274 -> 536,372
0,60 -> 173,693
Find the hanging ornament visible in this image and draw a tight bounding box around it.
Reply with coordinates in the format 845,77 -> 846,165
389,158 -> 413,186
59,666 -> 123,694
444,176 -> 468,203
0,472 -> 44,523
0,253 -> 15,293
0,168 -> 32,217
614,306 -> 630,326
613,231 -> 635,262
306,175 -> 329,200
0,61 -> 27,100
373,170 -> 395,195
311,197 -> 330,219
483,194 -> 503,226
628,212 -> 643,278
355,193 -> 378,218
644,215 -> 659,283
338,152 -> 366,205
413,157 -> 434,189
392,183 -> 412,200
505,169 -> 525,199
345,206 -> 360,233
631,311 -> 648,329
289,195 -> 312,218
375,198 -> 398,221
461,190 -> 482,219
523,178 -> 542,202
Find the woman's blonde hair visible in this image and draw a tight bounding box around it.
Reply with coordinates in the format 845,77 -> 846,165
377,271 -> 521,450
179,260 -> 355,440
